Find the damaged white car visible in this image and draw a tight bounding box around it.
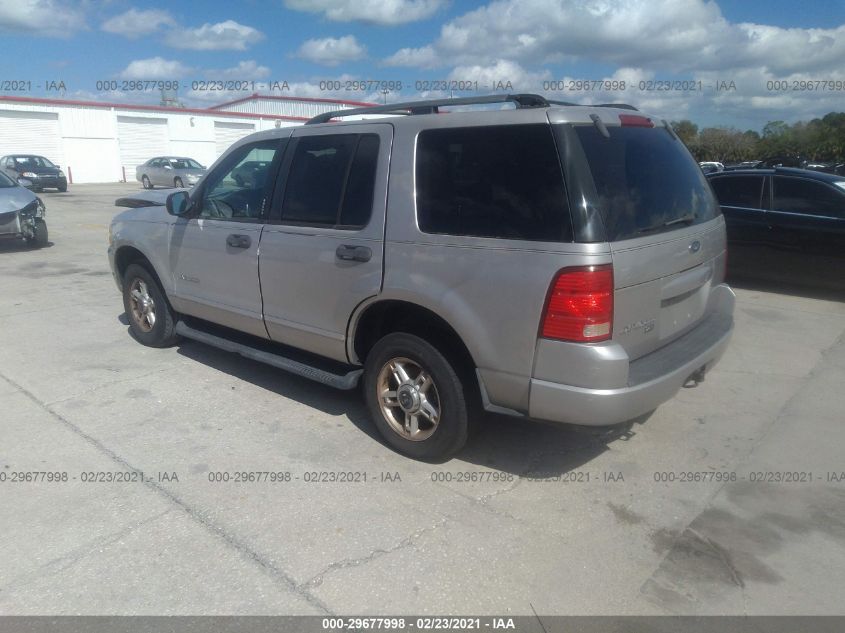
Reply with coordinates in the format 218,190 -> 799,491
0,171 -> 48,248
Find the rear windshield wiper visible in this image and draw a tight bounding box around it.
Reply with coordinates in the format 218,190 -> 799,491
636,213 -> 697,234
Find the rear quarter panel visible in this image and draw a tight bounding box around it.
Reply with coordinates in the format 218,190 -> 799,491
376,114 -> 610,412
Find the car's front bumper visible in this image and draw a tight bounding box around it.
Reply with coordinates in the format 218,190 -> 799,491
29,176 -> 67,189
528,285 -> 736,426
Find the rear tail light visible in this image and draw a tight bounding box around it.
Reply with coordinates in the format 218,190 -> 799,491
540,265 -> 614,342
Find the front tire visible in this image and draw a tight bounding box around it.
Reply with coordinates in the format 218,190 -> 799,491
25,219 -> 48,248
142,175 -> 152,189
364,333 -> 469,460
122,264 -> 179,347
58,184 -> 67,192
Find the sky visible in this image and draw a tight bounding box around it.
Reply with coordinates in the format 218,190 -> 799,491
2,0 -> 845,131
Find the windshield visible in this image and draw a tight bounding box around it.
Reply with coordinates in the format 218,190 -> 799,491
0,171 -> 16,188
574,125 -> 719,241
14,156 -> 55,168
169,158 -> 203,169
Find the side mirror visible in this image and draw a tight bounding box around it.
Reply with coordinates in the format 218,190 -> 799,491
17,178 -> 33,190
166,191 -> 191,217
163,164 -> 173,169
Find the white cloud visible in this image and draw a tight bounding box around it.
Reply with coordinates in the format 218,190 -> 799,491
101,8 -> 175,38
0,0 -> 84,37
284,0 -> 446,25
297,35 -> 366,66
447,60 -> 550,93
165,20 -> 264,51
118,57 -> 193,80
205,60 -> 271,80
383,45 -> 438,68
382,0 -> 845,77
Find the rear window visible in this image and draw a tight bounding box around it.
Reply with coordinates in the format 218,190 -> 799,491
710,175 -> 765,209
575,125 -> 719,241
416,125 -> 572,241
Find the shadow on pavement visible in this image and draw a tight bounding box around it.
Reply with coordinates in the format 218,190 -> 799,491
166,333 -> 643,476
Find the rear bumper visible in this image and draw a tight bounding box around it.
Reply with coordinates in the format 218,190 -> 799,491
528,286 -> 735,426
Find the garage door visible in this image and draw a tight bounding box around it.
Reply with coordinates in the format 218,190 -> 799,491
117,116 -> 168,174
214,121 -> 255,158
0,110 -> 62,164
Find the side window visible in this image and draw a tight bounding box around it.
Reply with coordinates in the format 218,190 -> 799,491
773,177 -> 845,218
149,159 -> 161,168
710,176 -> 764,209
198,139 -> 283,221
415,125 -> 572,241
280,133 -> 379,228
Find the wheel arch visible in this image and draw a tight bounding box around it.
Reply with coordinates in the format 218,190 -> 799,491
113,244 -> 167,296
350,299 -> 478,377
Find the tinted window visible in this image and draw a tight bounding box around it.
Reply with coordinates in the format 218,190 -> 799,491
14,156 -> 53,168
575,126 -> 719,241
339,135 -> 379,227
773,177 -> 845,218
710,176 -> 764,209
0,171 -> 15,188
199,139 -> 282,221
416,125 -> 572,241
280,134 -> 379,228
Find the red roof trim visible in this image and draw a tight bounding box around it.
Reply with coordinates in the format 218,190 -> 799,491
0,95 -> 310,121
209,92 -> 377,109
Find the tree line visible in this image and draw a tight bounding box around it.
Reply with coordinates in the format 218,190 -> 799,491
671,112 -> 845,164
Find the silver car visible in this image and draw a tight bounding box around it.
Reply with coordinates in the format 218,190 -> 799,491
0,171 -> 48,247
135,157 -> 206,190
109,94 -> 734,460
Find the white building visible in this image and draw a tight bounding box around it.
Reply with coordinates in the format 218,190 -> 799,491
0,94 -> 373,184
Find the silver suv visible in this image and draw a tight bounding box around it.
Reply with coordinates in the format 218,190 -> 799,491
108,94 -> 735,460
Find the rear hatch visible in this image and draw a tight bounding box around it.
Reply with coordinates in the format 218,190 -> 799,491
565,115 -> 726,361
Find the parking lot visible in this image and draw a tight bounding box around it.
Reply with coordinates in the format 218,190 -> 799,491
1,183 -> 844,615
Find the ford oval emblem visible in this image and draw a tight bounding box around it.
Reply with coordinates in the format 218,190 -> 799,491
689,240 -> 701,253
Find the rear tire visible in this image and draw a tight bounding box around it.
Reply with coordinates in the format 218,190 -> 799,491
142,175 -> 152,189
122,263 -> 179,348
364,333 -> 470,460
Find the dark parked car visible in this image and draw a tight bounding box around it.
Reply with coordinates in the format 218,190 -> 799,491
707,167 -> 845,257
0,155 -> 67,192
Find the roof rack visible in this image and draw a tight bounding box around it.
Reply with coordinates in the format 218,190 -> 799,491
591,103 -> 639,111
306,93 -> 551,124
304,93 -> 639,124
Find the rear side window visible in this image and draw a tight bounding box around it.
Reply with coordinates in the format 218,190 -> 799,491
575,126 -> 719,241
280,134 -> 379,228
710,176 -> 764,209
416,125 -> 572,241
772,177 -> 845,218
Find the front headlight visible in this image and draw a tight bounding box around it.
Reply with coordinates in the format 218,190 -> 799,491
58,170 -> 65,177
21,171 -> 38,178
36,198 -> 45,218
108,223 -> 114,246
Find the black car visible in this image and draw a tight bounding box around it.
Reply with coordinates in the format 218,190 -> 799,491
0,155 -> 68,192
707,167 -> 845,258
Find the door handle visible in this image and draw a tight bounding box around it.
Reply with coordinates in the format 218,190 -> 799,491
226,234 -> 251,249
335,244 -> 372,262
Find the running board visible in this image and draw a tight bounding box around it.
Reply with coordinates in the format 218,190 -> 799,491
175,321 -> 363,390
